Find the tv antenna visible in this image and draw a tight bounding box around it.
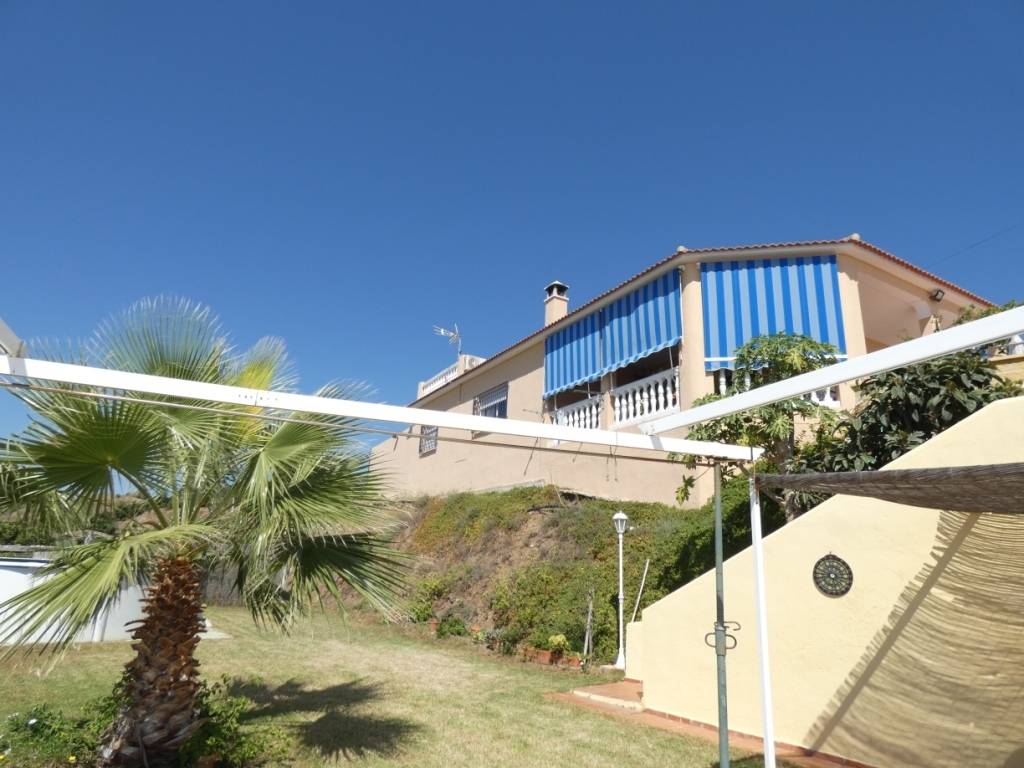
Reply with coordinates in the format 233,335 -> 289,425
433,323 -> 463,358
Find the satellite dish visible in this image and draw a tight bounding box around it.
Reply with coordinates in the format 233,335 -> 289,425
433,323 -> 463,357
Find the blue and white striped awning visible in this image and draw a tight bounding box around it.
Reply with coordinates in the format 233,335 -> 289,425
701,255 -> 847,370
544,311 -> 603,398
544,271 -> 682,397
600,270 -> 682,376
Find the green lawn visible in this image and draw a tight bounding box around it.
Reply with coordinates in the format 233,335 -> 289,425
0,607 -> 773,767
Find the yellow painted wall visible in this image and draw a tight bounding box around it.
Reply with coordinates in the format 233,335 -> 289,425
633,396 -> 1024,767
994,353 -> 1024,384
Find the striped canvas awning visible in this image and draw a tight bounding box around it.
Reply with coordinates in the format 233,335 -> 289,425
600,270 -> 682,377
701,255 -> 847,371
544,271 -> 683,397
544,311 -> 603,398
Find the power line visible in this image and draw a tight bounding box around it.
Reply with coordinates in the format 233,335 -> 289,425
928,221 -> 1023,270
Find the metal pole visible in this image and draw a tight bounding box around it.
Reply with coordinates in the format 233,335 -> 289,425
615,527 -> 626,670
749,476 -> 776,768
713,463 -> 730,768
631,557 -> 651,623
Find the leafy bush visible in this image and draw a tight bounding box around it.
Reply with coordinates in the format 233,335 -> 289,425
180,676 -> 292,767
546,634 -> 569,653
408,574 -> 452,622
0,519 -> 56,547
0,705 -> 104,767
0,677 -> 291,768
435,615 -> 468,638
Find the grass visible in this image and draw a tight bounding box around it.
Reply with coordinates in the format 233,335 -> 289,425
0,607 -> 774,767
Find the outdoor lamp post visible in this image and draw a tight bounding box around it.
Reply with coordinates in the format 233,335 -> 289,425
612,510 -> 629,670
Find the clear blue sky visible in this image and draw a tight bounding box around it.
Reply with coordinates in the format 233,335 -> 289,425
1,2 -> 1022,434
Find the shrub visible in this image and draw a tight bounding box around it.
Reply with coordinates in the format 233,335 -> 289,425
435,615 -> 468,638
0,677 -> 291,768
408,574 -> 452,622
180,676 -> 292,767
0,705 -> 103,767
547,634 -> 570,654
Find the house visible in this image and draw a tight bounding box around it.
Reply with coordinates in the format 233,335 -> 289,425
625,395 -> 1024,768
372,235 -> 990,506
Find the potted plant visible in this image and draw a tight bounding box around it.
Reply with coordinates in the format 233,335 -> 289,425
427,617 -> 439,635
533,645 -> 552,665
547,634 -> 569,664
564,652 -> 582,669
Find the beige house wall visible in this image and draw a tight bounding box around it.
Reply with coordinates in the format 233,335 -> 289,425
632,396 -> 1024,768
372,342 -> 697,506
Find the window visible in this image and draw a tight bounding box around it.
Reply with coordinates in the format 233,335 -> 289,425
473,383 -> 509,420
472,384 -> 509,437
418,425 -> 438,456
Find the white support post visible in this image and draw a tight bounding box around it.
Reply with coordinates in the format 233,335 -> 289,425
749,477 -> 776,768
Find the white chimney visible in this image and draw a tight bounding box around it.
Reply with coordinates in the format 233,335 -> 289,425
544,280 -> 569,326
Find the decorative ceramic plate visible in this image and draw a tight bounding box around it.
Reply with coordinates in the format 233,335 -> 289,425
813,554 -> 853,596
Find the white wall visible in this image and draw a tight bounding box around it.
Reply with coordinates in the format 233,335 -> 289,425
0,557 -> 144,644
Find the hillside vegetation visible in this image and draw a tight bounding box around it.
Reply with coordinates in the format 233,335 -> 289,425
396,479 -> 782,662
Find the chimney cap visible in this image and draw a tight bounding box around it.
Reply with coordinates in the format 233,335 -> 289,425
545,280 -> 569,298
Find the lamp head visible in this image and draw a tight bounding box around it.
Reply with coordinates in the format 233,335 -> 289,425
612,511 -> 629,535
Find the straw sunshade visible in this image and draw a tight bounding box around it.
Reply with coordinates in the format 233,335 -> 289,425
755,462 -> 1024,515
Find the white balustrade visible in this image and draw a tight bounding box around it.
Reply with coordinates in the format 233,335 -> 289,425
611,368 -> 679,426
804,386 -> 841,409
553,395 -> 603,430
419,362 -> 460,397
418,355 -> 488,398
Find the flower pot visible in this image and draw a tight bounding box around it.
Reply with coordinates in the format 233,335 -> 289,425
534,649 -> 552,665
427,618 -> 439,635
566,656 -> 582,669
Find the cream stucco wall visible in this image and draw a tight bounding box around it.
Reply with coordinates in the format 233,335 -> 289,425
625,620 -> 644,680
372,342 -> 698,506
634,397 -> 1024,768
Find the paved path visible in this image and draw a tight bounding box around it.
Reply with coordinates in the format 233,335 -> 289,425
552,680 -> 869,768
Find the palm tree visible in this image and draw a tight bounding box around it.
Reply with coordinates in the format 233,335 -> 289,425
0,298 -> 407,767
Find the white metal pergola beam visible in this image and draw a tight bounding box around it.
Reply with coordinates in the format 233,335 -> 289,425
643,305 -> 1024,435
0,356 -> 759,461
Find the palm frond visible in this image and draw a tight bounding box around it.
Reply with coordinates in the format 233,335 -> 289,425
87,296 -> 230,383
239,534 -> 410,627
0,524 -> 216,654
1,394 -> 170,525
228,337 -> 297,393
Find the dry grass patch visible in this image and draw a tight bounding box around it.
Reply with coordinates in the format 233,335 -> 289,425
0,607 -> 778,767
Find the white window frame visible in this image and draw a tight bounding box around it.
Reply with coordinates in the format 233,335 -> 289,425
472,382 -> 509,436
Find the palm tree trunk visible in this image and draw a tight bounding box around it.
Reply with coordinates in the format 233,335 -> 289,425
100,556 -> 205,767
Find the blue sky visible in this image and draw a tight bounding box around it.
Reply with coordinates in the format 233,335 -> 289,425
1,2 -> 1022,435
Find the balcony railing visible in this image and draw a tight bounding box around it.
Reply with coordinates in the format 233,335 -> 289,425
612,367 -> 679,427
551,367 -> 681,430
804,386 -> 842,409
418,354 -> 487,398
553,395 -> 603,430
